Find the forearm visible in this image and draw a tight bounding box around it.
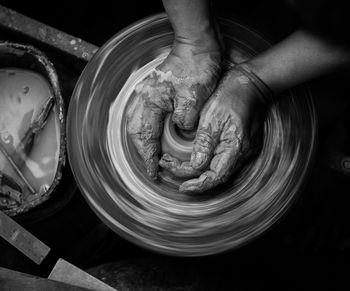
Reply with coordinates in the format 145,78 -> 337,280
245,29 -> 350,95
162,0 -> 217,47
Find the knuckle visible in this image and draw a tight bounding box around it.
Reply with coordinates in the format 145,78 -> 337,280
174,94 -> 196,110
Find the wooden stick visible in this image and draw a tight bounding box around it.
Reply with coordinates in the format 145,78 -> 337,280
0,143 -> 35,194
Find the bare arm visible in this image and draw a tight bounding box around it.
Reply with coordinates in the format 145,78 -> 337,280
161,29 -> 350,192
127,0 -> 221,178
162,0 -> 218,49
245,29 -> 350,95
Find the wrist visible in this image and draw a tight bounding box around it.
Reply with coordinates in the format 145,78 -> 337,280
215,68 -> 266,123
234,62 -> 274,104
173,22 -> 222,56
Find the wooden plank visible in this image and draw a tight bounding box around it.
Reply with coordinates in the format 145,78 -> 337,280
0,5 -> 98,61
0,266 -> 92,291
0,211 -> 50,265
49,259 -> 117,291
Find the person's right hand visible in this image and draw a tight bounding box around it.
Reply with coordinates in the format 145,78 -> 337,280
159,66 -> 267,192
127,41 -> 221,179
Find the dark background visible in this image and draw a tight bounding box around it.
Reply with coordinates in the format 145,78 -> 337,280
0,1 -> 301,45
2,0 -> 348,46
1,0 -> 350,289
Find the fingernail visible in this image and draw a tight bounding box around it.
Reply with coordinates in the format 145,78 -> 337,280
158,158 -> 170,169
179,183 -> 191,193
172,113 -> 192,130
160,153 -> 171,162
191,152 -> 207,169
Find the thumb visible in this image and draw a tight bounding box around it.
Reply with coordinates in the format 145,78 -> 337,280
190,122 -> 220,171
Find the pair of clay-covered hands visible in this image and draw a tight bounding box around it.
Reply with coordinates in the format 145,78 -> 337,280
127,38 -> 265,193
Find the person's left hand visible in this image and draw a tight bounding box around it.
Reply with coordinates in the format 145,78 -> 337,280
159,67 -> 266,192
126,41 -> 221,179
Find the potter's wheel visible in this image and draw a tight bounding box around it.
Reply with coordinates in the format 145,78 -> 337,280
67,14 -> 317,256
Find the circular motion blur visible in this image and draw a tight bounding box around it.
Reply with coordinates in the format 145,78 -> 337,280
67,14 -> 316,256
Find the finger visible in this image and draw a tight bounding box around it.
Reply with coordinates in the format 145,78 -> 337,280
172,75 -> 216,129
127,99 -> 152,174
126,89 -> 141,120
126,95 -> 144,139
190,128 -> 217,170
180,135 -> 244,193
127,96 -> 165,179
189,104 -> 223,170
172,90 -> 200,130
136,71 -> 174,112
140,105 -> 166,178
127,73 -> 174,179
159,153 -> 202,179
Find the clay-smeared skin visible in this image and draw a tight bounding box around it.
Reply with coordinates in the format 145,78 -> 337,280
159,153 -> 202,178
127,44 -> 221,178
160,69 -> 264,192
